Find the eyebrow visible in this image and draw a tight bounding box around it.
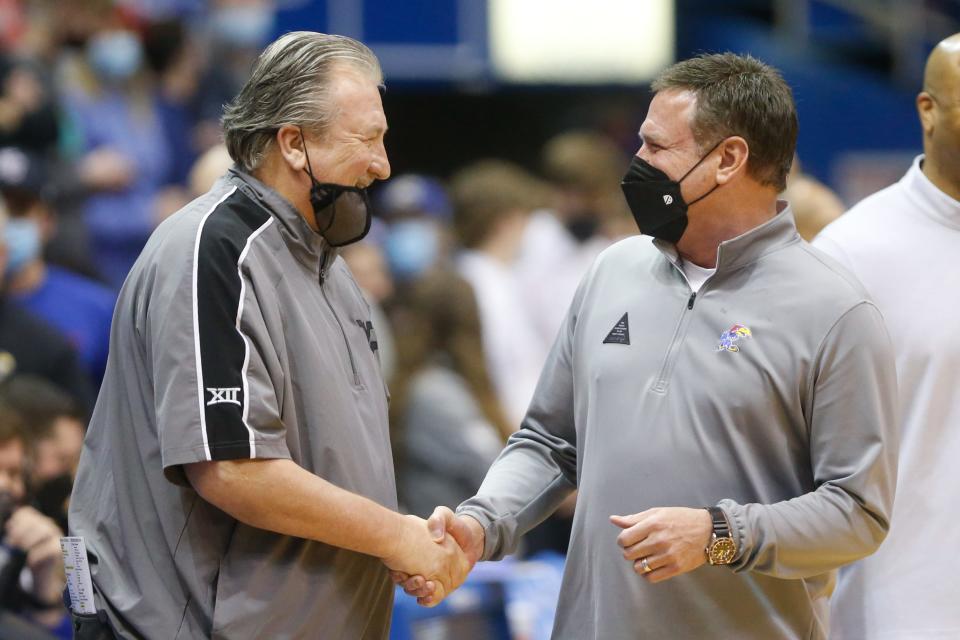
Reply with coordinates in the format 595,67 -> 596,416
638,128 -> 665,147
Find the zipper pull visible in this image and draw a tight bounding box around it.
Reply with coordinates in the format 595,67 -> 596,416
687,292 -> 696,310
318,249 -> 329,286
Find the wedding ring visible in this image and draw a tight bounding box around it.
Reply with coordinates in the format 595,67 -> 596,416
641,557 -> 652,573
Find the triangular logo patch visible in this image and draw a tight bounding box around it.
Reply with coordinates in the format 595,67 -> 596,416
603,313 -> 630,345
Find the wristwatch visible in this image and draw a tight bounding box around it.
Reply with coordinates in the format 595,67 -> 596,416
704,506 -> 737,565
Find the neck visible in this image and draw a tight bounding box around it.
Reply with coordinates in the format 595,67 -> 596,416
8,260 -> 46,294
676,192 -> 778,268
922,148 -> 960,202
252,157 -> 319,230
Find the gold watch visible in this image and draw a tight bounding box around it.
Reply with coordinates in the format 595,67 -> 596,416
704,506 -> 737,565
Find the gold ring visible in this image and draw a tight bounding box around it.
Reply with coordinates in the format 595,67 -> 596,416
641,557 -> 652,573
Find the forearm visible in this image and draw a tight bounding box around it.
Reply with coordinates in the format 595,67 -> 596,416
722,482 -> 890,579
725,302 -> 898,579
186,458 -> 404,560
457,422 -> 576,561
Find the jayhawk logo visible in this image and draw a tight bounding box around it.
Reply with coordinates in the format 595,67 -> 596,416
716,324 -> 752,352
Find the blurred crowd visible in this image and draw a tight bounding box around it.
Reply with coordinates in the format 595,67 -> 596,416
0,1 -> 848,636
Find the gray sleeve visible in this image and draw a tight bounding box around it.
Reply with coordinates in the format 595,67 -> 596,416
721,302 -> 899,578
152,233 -> 289,486
456,284 -> 581,561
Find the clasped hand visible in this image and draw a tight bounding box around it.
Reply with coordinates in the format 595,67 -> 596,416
389,507 -> 484,607
381,512 -> 472,606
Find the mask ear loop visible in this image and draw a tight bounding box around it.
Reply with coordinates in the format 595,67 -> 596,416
298,127 -> 318,180
677,137 -> 726,184
298,127 -> 336,235
678,137 -> 726,207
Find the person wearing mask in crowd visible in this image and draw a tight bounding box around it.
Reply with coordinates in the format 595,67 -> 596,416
377,173 -> 453,284
1,375 -> 85,533
0,195 -> 93,412
0,147 -> 116,387
194,0 -> 277,152
812,33 -> 960,639
398,53 -> 898,640
0,404 -> 67,633
68,32 -> 468,639
451,160 -> 551,427
517,130 -> 634,358
58,0 -> 174,288
390,270 -> 512,519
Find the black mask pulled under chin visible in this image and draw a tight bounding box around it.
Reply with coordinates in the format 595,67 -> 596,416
620,141 -> 723,244
307,180 -> 372,247
300,131 -> 373,247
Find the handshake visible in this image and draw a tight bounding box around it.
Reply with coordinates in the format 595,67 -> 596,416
381,507 -> 484,607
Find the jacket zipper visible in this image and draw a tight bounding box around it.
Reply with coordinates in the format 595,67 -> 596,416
318,249 -> 361,387
651,287 -> 699,394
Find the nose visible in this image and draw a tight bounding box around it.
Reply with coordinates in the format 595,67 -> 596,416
371,140 -> 390,181
635,145 -> 651,163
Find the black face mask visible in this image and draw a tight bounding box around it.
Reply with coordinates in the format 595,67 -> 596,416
620,140 -> 723,244
565,211 -> 600,243
300,130 -> 373,247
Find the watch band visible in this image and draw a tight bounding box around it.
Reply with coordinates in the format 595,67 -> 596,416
707,506 -> 731,538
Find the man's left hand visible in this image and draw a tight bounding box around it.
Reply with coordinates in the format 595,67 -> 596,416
610,507 -> 713,584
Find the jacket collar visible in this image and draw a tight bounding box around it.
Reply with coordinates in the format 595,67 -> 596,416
653,201 -> 800,273
904,155 -> 960,231
226,167 -> 338,271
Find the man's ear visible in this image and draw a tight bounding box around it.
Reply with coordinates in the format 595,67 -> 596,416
716,136 -> 749,185
276,125 -> 307,172
917,92 -> 936,137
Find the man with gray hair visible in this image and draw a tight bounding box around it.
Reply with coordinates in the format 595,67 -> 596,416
68,32 -> 468,639
400,52 -> 898,639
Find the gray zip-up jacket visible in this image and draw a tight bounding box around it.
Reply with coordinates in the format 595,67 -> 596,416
458,207 -> 898,639
69,170 -> 396,639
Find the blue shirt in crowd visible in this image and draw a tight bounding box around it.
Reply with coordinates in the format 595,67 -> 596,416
12,265 -> 116,386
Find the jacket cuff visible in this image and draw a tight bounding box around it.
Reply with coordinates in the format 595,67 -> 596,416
455,506 -> 502,562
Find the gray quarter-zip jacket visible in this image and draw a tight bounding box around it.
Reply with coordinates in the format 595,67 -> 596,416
458,207 -> 898,639
69,169 -> 396,639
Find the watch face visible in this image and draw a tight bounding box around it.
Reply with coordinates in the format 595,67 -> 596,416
708,537 -> 737,565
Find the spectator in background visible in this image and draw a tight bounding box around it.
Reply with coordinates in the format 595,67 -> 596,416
0,147 -> 115,386
0,404 -> 67,632
188,143 -> 235,197
1,375 -> 85,532
813,32 -> 960,639
390,271 -> 511,518
57,0 -> 174,288
0,196 -> 92,412
517,130 -> 633,345
194,0 -> 277,151
142,16 -> 202,188
782,158 -> 845,241
451,160 -> 550,426
377,173 -> 454,284
0,53 -> 59,153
